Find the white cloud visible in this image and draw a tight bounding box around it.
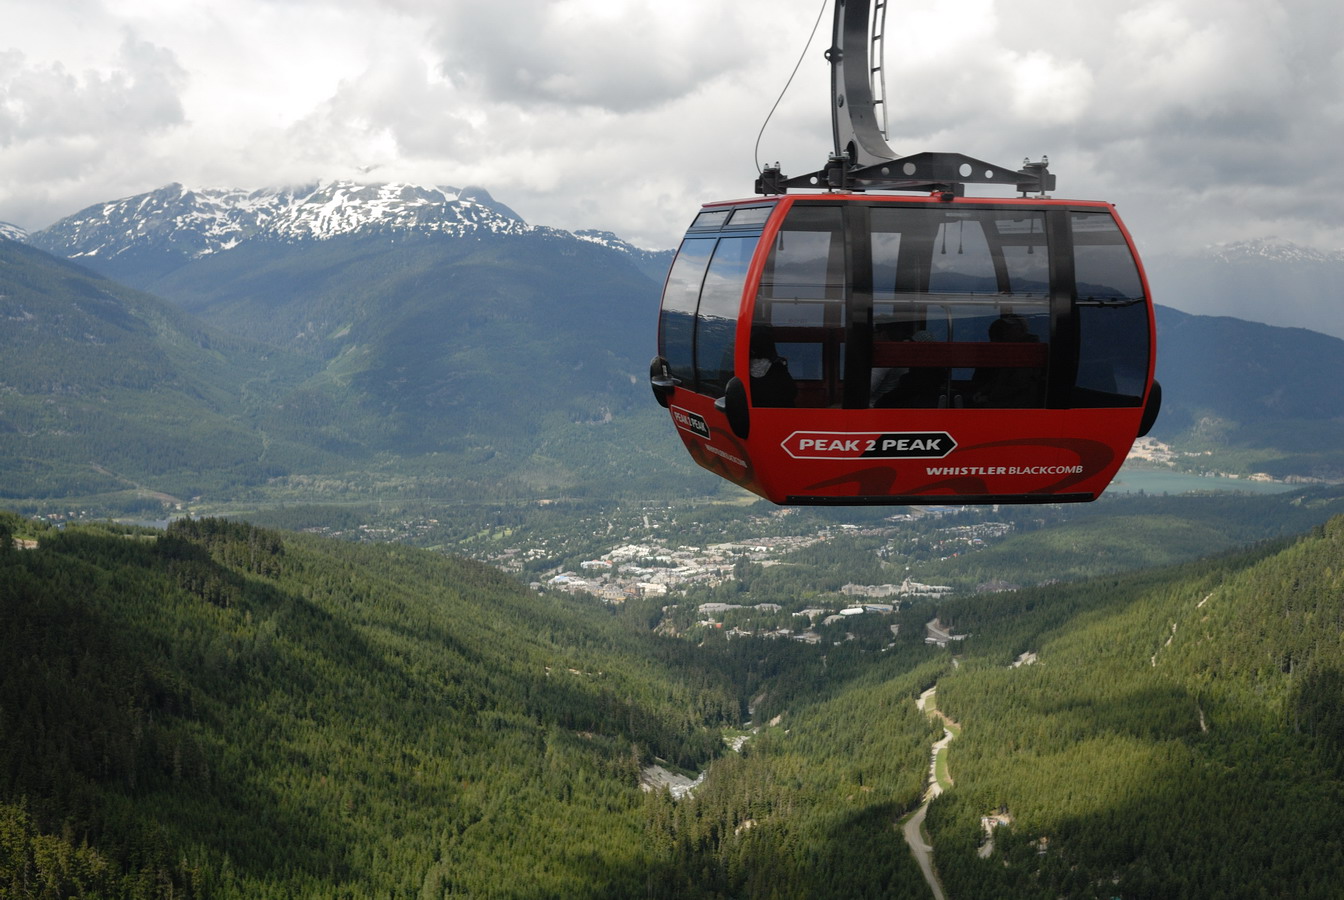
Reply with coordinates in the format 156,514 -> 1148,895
1009,53 -> 1093,124
429,0 -> 758,113
0,35 -> 184,143
0,29 -> 188,224
0,0 -> 1340,266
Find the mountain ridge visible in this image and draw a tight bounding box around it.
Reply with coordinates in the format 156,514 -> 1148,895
1204,237 -> 1344,265
31,182 -> 530,260
26,181 -> 672,277
1144,236 -> 1344,341
1,212 -> 696,508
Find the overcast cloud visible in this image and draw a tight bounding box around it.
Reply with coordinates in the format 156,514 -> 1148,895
2,0 -> 1342,268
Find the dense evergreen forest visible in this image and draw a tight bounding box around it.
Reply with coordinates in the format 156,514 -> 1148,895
925,522 -> 1344,898
0,514 -> 746,897
3,509 -> 1344,898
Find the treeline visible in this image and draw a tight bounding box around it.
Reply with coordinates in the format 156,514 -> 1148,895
0,509 -> 969,899
629,649 -> 950,900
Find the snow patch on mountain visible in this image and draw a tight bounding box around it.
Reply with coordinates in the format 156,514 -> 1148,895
573,228 -> 669,258
0,221 -> 27,243
1207,239 -> 1344,265
575,229 -> 675,280
574,229 -> 635,251
31,181 -> 543,261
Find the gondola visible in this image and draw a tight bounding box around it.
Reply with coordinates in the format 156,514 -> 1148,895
650,1 -> 1159,505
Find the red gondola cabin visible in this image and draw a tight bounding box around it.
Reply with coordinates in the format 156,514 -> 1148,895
651,192 -> 1160,505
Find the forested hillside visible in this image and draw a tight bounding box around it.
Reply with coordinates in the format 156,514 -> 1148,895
27,183 -> 679,488
622,519 -> 1344,900
5,507 -> 1344,898
0,240 -> 322,501
1153,305 -> 1344,478
922,520 -> 1344,898
0,513 -> 742,898
0,232 -> 701,513
1,227 -> 703,513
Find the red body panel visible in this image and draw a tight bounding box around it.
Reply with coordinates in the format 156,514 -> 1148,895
670,392 -> 1140,503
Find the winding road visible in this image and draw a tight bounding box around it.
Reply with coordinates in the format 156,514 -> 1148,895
903,687 -> 955,900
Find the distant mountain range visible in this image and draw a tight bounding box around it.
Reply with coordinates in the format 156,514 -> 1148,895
35,182 -> 530,254
0,183 -> 692,507
0,238 -> 325,502
1206,238 -> 1344,265
20,181 -> 672,286
3,182 -> 1344,509
1144,237 -> 1344,341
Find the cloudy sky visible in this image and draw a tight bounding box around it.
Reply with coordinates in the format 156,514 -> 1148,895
2,0 -> 1342,262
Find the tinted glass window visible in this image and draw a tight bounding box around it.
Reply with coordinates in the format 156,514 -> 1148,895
755,206 -> 846,408
1073,212 -> 1144,299
929,213 -> 997,293
728,207 -> 772,228
993,213 -> 1051,295
690,210 -> 730,230
760,208 -> 846,301
870,207 -> 1049,297
770,302 -> 828,381
658,239 -> 715,387
868,207 -> 1048,409
695,237 -> 756,396
1071,211 -> 1149,406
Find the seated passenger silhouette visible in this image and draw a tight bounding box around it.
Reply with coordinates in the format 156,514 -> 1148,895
876,330 -> 948,408
972,313 -> 1044,408
870,321 -> 910,407
749,328 -> 797,407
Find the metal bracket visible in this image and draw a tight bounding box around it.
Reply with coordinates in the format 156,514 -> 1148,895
756,152 -> 1055,196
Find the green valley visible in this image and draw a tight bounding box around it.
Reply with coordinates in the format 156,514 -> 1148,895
4,503 -> 1344,898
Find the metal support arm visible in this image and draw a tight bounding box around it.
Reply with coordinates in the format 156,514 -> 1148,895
757,0 -> 1057,197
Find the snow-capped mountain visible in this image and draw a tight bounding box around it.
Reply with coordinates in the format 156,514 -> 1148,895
1143,237 -> 1344,340
0,221 -> 27,243
28,181 -> 672,284
30,182 -> 532,261
1207,238 -> 1344,266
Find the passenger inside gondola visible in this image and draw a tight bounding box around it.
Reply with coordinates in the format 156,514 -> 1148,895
869,320 -> 909,406
971,312 -> 1044,408
748,326 -> 797,408
874,330 -> 950,408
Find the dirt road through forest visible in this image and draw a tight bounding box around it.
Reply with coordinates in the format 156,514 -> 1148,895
903,687 -> 954,900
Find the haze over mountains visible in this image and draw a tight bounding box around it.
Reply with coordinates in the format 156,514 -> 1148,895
1145,238 -> 1344,341
4,181 -> 1344,509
